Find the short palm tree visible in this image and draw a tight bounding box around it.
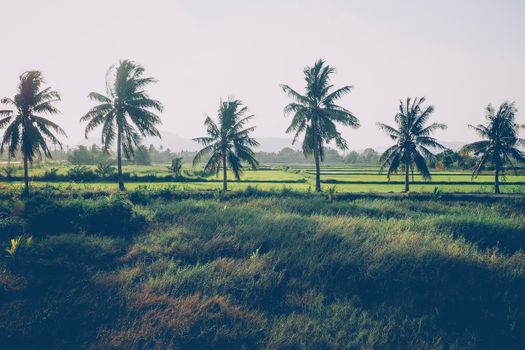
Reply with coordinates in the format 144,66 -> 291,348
81,60 -> 163,190
377,97 -> 447,192
461,101 -> 525,194
168,157 -> 184,179
281,59 -> 359,192
0,71 -> 65,194
193,98 -> 259,191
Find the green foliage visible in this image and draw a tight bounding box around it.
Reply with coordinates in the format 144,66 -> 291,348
0,194 -> 524,348
95,160 -> 116,178
168,157 -> 184,178
0,166 -> 16,180
4,234 -> 32,258
0,71 -> 66,193
461,101 -> 525,193
67,165 -> 94,182
281,59 -> 360,191
327,185 -> 337,203
378,97 -> 447,192
81,60 -> 163,190
193,98 -> 259,190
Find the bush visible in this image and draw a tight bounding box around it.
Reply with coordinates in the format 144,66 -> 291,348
23,195 -> 151,236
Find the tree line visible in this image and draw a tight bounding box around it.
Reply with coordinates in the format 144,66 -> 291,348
1,59 -> 524,194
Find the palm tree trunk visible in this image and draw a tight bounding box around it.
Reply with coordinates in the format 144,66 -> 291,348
404,160 -> 410,193
222,152 -> 228,191
23,153 -> 29,195
117,131 -> 125,191
495,167 -> 500,194
314,148 -> 321,192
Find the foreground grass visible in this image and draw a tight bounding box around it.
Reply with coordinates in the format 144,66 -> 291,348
0,192 -> 524,349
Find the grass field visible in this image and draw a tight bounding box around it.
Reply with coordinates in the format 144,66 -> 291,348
1,191 -> 524,349
1,162 -> 525,194
0,164 -> 525,194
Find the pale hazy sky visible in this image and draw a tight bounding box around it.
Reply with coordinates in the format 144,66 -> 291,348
1,0 -> 524,150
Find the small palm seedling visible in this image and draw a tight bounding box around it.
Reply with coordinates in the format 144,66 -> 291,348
95,159 -> 116,178
1,166 -> 16,180
328,185 -> 337,203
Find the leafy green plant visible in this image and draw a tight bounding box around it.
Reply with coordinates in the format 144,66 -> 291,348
1,71 -> 65,195
1,166 -> 16,180
168,157 -> 184,179
327,185 -> 337,203
67,165 -> 93,182
44,167 -> 59,180
4,234 -> 32,257
193,98 -> 259,191
95,160 -> 116,178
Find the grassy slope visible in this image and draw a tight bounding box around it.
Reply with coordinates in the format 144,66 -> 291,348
1,192 -> 524,349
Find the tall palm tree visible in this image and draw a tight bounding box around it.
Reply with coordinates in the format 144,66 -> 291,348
193,98 -> 259,191
0,71 -> 65,194
377,97 -> 447,192
81,60 -> 163,190
281,59 -> 359,192
461,102 -> 525,194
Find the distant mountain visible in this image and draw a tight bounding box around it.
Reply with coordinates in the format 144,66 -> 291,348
254,138 -> 300,153
441,141 -> 465,151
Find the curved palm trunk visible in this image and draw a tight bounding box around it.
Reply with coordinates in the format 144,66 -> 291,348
494,167 -> 500,194
222,152 -> 228,191
117,130 -> 125,191
314,148 -> 321,192
23,153 -> 29,195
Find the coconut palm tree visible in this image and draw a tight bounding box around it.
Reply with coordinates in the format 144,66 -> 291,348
0,71 -> 65,194
81,60 -> 163,190
461,101 -> 525,194
193,98 -> 259,191
377,97 -> 447,192
281,59 -> 359,192
168,157 -> 184,179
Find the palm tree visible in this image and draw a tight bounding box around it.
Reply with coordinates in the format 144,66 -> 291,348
193,98 -> 259,191
168,157 -> 184,179
81,60 -> 163,190
0,71 -> 65,194
377,97 -> 447,192
281,59 -> 359,192
461,102 -> 525,194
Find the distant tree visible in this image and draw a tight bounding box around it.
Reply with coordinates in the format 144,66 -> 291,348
134,145 -> 151,165
281,59 -> 359,191
68,145 -> 92,165
362,148 -> 380,164
168,157 -> 184,178
81,59 -> 163,190
193,98 -> 259,191
377,97 -> 447,192
0,71 -> 65,194
344,150 -> 359,164
461,102 -> 525,194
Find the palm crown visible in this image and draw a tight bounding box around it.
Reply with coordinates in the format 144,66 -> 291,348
193,98 -> 259,190
1,71 -> 65,193
461,101 -> 525,193
377,97 -> 447,191
81,60 -> 163,190
281,59 -> 359,191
